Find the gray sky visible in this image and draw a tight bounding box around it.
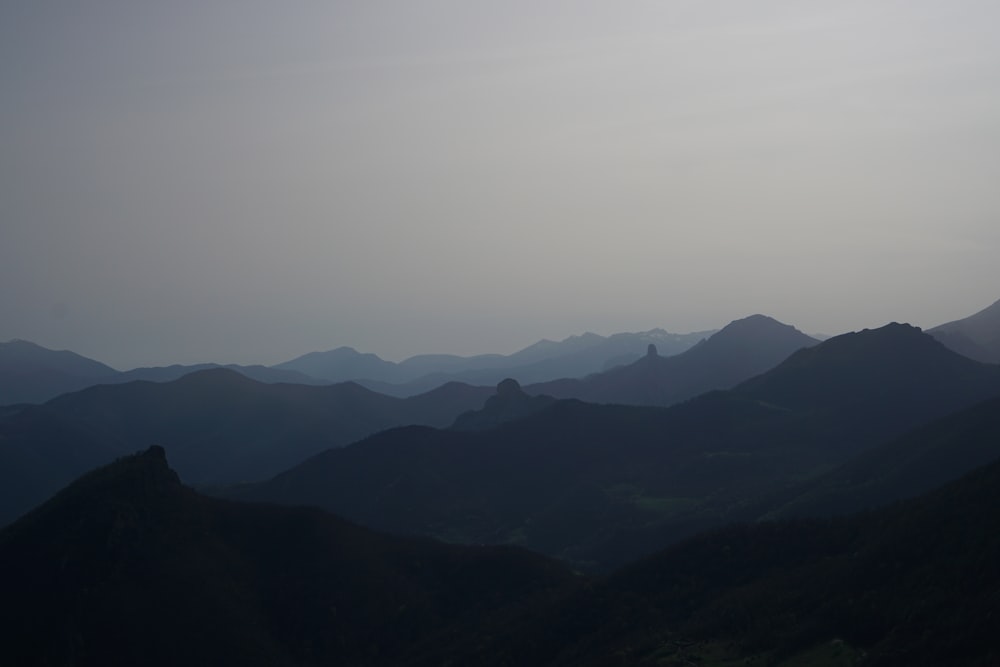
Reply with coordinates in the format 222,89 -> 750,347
3,1 -> 999,369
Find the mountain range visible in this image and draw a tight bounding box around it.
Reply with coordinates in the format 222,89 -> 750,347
526,314 -> 818,406
233,323 -> 1000,570
0,340 -> 324,406
276,328 -> 714,396
0,328 -> 712,405
4,297 -> 1000,664
0,370 -> 493,525
4,435 -> 1000,665
0,315 -> 817,528
6,296 -> 998,407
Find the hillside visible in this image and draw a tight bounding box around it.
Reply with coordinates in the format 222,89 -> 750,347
758,395 -> 1000,519
0,447 -> 577,667
0,369 -> 492,525
5,440 -> 1000,665
526,314 -> 817,406
0,339 -> 119,405
735,322 -> 1000,447
575,454 -> 1000,666
928,296 -> 1000,363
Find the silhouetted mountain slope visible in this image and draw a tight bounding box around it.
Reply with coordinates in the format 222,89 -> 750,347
0,447 -> 577,667
759,395 -> 1000,519
736,322 -> 1000,448
8,444 -> 1000,665
0,339 -> 119,405
234,323 -> 1000,571
928,296 -> 1000,363
526,315 -> 817,406
0,369 -> 493,525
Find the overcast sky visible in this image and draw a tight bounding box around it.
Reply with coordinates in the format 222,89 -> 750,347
3,1 -> 999,369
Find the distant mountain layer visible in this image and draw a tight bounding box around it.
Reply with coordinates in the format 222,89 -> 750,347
234,323 -> 1000,571
5,439 -> 1000,665
273,328 -> 714,395
526,314 -> 818,406
928,296 -> 1000,363
0,340 -> 119,405
0,369 -> 493,525
1,329 -> 712,405
0,339 -> 325,406
116,363 -> 323,386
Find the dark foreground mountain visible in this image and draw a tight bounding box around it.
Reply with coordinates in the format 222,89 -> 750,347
0,369 -> 492,525
503,456 -> 1000,666
928,296 -> 1000,363
234,323 -> 1000,571
526,314 -> 818,406
5,445 -> 1000,666
0,447 -> 577,667
0,339 -> 119,405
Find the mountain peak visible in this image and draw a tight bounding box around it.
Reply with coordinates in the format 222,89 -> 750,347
452,378 -> 554,430
3,338 -> 43,349
693,315 -> 818,356
174,366 -> 260,387
736,321 -> 1000,414
273,346 -> 398,383
716,314 -> 800,335
9,446 -> 183,530
761,322 -> 940,367
84,445 -> 179,487
496,377 -> 524,397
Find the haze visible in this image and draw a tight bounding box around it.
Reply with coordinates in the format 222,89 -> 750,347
3,1 -> 999,369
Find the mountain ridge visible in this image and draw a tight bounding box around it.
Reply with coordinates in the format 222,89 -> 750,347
233,322 -> 1000,571
273,328 -> 714,394
928,297 -> 1000,363
6,437 -> 1000,665
525,314 -> 818,406
0,368 -> 494,525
